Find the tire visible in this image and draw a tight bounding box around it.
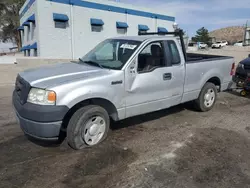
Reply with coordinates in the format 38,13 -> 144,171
195,82 -> 217,112
67,105 -> 110,150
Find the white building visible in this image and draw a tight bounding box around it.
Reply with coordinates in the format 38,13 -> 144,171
18,0 -> 175,59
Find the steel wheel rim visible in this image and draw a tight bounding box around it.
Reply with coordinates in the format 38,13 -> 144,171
204,88 -> 215,108
82,116 -> 106,146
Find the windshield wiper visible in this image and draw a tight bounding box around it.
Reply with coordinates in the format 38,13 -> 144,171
78,58 -> 104,69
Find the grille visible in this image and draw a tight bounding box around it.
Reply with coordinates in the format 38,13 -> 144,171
15,75 -> 30,104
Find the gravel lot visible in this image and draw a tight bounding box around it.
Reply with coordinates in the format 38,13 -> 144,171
190,46 -> 250,64
1,86 -> 250,188
1,47 -> 250,188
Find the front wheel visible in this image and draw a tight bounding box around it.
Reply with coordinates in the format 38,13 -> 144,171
195,82 -> 217,112
67,105 -> 110,150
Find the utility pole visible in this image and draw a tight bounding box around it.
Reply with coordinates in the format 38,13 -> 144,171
243,20 -> 248,46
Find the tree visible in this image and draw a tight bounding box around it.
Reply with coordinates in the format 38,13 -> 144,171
0,0 -> 26,49
192,27 -> 211,43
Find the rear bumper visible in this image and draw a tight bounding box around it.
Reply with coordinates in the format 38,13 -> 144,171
221,81 -> 234,91
15,110 -> 62,140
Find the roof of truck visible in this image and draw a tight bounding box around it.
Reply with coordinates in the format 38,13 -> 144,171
111,35 -> 174,42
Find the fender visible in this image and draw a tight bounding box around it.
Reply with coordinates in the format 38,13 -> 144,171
199,68 -> 222,89
56,84 -> 126,120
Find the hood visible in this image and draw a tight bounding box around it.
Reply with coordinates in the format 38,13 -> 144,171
19,62 -> 109,88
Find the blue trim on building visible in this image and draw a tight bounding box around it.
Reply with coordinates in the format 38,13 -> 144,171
53,13 -> 69,21
23,22 -> 30,26
17,26 -> 24,30
20,0 -> 36,18
27,14 -> 35,22
158,27 -> 168,33
30,42 -> 37,49
47,0 -> 175,22
90,18 -> 104,26
116,22 -> 128,29
21,45 -> 31,51
138,24 -> 149,31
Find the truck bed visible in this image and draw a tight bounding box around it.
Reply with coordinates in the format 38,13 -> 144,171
187,53 -> 233,63
182,53 -> 234,103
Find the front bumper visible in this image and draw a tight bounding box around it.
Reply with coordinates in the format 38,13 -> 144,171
15,111 -> 62,140
13,91 -> 69,140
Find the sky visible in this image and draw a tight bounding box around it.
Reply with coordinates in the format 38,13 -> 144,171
1,0 -> 250,50
122,0 -> 250,37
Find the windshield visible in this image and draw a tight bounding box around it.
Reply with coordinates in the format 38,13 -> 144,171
80,39 -> 141,70
216,42 -> 221,44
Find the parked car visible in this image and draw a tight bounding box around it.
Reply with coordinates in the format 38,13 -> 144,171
233,54 -> 250,84
187,42 -> 197,51
234,41 -> 243,47
198,42 -> 208,49
13,32 -> 235,150
211,40 -> 228,48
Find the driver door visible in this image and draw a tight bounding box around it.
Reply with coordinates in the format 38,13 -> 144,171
125,41 -> 174,118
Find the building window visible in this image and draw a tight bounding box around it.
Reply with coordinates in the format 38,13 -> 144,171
32,23 -> 36,39
27,27 -> 30,41
117,28 -> 127,35
91,25 -> 102,32
90,18 -> 104,32
138,24 -> 150,34
116,22 -> 128,35
55,21 -> 67,29
34,49 -> 38,57
139,30 -> 147,34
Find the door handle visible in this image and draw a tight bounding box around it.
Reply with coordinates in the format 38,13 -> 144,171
163,73 -> 172,80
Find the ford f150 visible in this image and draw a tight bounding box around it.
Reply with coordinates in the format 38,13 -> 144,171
13,31 -> 235,150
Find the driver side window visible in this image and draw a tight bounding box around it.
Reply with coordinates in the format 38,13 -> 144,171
137,41 -> 165,73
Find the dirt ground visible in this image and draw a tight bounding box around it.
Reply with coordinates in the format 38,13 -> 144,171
1,47 -> 250,188
1,84 -> 250,188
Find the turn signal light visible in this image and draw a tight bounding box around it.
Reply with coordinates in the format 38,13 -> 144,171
47,91 -> 56,102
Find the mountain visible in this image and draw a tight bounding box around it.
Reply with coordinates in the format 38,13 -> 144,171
209,26 -> 245,44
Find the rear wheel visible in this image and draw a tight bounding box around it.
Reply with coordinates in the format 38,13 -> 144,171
195,82 -> 217,112
67,105 -> 110,150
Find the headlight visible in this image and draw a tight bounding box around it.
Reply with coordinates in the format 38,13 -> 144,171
27,88 -> 56,105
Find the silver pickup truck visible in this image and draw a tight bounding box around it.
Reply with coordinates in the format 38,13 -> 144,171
13,31 -> 235,150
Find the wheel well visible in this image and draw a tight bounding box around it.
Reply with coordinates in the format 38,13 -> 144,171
61,98 -> 118,129
207,77 -> 221,91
